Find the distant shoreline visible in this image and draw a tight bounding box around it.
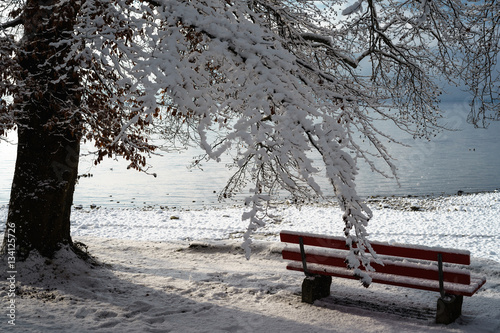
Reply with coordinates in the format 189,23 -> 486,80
0,188 -> 499,212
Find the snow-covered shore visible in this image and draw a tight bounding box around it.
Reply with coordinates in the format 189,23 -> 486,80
68,191 -> 500,262
1,192 -> 499,332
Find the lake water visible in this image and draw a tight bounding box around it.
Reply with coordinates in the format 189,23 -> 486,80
1,102 -> 499,209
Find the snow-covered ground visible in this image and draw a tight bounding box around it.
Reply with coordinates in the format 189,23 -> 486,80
1,192 -> 499,332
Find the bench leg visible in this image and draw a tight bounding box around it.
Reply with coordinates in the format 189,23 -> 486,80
302,275 -> 332,304
436,295 -> 463,324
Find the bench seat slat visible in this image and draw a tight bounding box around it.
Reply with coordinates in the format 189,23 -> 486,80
286,262 -> 486,297
282,248 -> 471,284
280,230 -> 471,265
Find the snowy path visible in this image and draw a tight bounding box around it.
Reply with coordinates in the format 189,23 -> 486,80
3,238 -> 500,332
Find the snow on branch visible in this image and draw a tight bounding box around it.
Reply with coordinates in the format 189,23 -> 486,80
342,1 -> 363,16
299,33 -> 358,68
0,16 -> 23,30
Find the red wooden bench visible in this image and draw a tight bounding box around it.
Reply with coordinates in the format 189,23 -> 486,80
280,230 -> 487,324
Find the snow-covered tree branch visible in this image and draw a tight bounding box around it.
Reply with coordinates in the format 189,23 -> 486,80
1,0 -> 498,285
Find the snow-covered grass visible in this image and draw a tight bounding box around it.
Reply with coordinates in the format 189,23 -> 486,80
1,192 -> 499,332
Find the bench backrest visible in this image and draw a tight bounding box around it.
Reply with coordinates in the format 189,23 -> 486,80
280,230 -> 470,264
280,230 -> 472,285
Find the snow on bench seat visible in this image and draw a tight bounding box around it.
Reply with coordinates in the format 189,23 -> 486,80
285,261 -> 486,297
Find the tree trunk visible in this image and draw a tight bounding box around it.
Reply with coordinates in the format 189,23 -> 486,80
4,126 -> 81,259
1,0 -> 83,259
